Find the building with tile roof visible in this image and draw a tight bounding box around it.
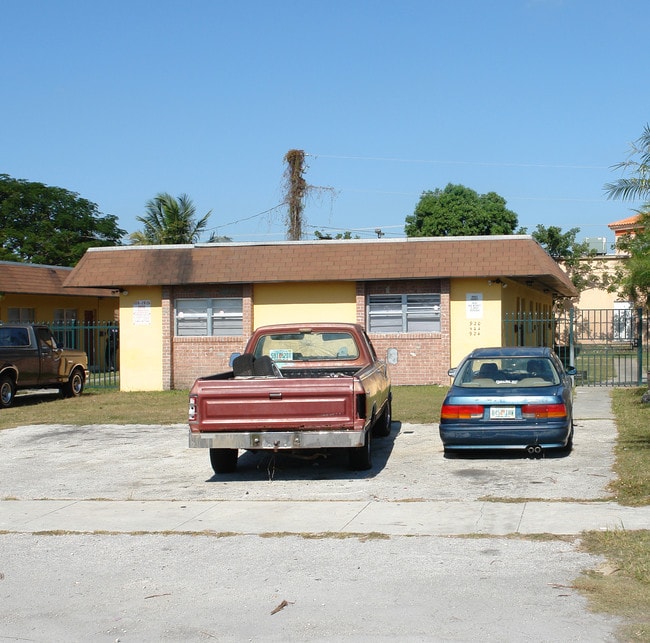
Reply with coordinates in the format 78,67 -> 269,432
608,214 -> 644,250
0,260 -> 117,323
65,236 -> 577,390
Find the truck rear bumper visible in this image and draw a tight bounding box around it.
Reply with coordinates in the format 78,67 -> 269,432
189,429 -> 366,450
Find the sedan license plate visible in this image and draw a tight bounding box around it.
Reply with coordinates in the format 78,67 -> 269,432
490,406 -> 516,419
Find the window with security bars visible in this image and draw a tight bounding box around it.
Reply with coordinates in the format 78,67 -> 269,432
367,294 -> 441,333
175,298 -> 243,336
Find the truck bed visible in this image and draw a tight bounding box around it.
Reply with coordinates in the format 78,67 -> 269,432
191,372 -> 361,433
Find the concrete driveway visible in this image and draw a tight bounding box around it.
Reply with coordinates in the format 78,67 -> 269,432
0,387 -> 642,641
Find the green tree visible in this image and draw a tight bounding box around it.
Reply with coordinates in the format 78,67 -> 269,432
405,183 -> 518,237
604,124 -> 650,202
0,174 -> 125,266
130,193 -> 211,245
525,224 -> 600,292
611,209 -> 650,305
604,126 -> 650,305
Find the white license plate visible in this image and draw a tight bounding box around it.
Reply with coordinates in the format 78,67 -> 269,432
490,406 -> 516,419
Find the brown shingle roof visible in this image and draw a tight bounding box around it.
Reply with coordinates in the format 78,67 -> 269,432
0,260 -> 117,298
64,236 -> 578,297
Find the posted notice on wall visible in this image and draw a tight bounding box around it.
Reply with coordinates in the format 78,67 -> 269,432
133,299 -> 152,326
466,293 -> 483,319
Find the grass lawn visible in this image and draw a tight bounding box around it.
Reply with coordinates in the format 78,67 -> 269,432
577,388 -> 650,641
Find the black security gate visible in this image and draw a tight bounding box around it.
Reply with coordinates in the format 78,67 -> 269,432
47,321 -> 120,389
504,308 -> 648,387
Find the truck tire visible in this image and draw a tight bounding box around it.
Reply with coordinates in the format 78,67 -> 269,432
210,448 -> 238,474
372,395 -> 392,438
62,368 -> 85,398
0,374 -> 16,409
349,431 -> 372,471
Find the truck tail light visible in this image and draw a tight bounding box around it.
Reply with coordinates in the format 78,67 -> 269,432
521,403 -> 567,419
189,395 -> 198,422
440,404 -> 484,420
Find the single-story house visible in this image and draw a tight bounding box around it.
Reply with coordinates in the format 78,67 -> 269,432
64,236 -> 577,390
0,260 -> 117,325
0,260 -> 119,369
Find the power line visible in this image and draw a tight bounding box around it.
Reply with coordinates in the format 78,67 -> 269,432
203,202 -> 285,233
307,153 -> 608,171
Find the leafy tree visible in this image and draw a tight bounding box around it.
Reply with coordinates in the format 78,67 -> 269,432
405,183 -> 518,237
610,209 -> 650,305
525,224 -> 600,293
604,124 -> 650,202
0,174 -> 125,266
130,193 -> 211,245
604,126 -> 650,305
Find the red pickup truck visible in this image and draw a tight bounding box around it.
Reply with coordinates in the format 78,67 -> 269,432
188,323 -> 392,474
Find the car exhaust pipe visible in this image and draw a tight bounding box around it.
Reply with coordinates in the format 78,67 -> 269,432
526,445 -> 543,457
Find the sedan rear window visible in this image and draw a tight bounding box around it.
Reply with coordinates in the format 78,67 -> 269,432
454,357 -> 560,388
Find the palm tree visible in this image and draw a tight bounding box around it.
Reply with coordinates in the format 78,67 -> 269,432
604,124 -> 650,202
130,193 -> 211,245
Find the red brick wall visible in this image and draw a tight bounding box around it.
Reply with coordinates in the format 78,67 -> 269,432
359,279 -> 450,386
165,285 -> 253,389
163,280 -> 450,389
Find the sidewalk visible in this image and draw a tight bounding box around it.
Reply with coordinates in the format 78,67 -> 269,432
1,388 -> 649,537
1,497 -> 650,536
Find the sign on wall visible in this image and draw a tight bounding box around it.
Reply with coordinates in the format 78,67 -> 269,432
133,300 -> 152,326
465,293 -> 483,319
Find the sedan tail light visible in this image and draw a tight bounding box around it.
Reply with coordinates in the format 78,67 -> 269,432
521,403 -> 567,419
441,404 -> 484,420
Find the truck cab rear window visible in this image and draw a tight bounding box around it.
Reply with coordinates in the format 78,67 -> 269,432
253,331 -> 360,361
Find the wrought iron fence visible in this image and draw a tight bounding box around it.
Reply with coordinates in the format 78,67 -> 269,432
48,321 -> 120,389
503,308 -> 648,387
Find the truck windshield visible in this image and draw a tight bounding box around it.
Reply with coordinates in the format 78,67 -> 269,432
253,331 -> 360,361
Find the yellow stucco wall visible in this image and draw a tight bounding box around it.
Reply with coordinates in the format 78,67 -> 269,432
576,256 -> 627,309
118,286 -> 163,391
449,279 -> 504,368
253,282 -> 357,327
449,278 -> 554,368
0,293 -> 117,323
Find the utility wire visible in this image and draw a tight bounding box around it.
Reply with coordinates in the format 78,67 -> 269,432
306,153 -> 608,171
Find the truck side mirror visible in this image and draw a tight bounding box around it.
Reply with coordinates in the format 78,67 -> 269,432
229,352 -> 241,367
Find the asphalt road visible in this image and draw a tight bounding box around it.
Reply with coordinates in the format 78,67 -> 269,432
0,388 -> 627,641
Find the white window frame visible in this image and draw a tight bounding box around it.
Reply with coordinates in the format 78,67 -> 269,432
367,293 -> 441,333
175,298 -> 243,336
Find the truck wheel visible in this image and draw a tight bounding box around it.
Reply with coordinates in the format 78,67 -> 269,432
62,368 -> 85,398
372,395 -> 392,438
0,375 -> 16,409
349,431 -> 372,471
210,448 -> 238,474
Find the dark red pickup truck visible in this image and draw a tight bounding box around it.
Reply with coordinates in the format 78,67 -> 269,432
189,323 -> 392,474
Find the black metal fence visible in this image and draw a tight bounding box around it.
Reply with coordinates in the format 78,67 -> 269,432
504,308 -> 648,387
48,321 -> 120,389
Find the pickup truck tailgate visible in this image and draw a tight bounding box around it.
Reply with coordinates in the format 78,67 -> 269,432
192,377 -> 358,432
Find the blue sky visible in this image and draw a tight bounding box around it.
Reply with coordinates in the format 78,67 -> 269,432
3,0 -> 649,248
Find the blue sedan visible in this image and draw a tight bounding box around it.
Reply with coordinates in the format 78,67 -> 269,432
439,347 -> 577,456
